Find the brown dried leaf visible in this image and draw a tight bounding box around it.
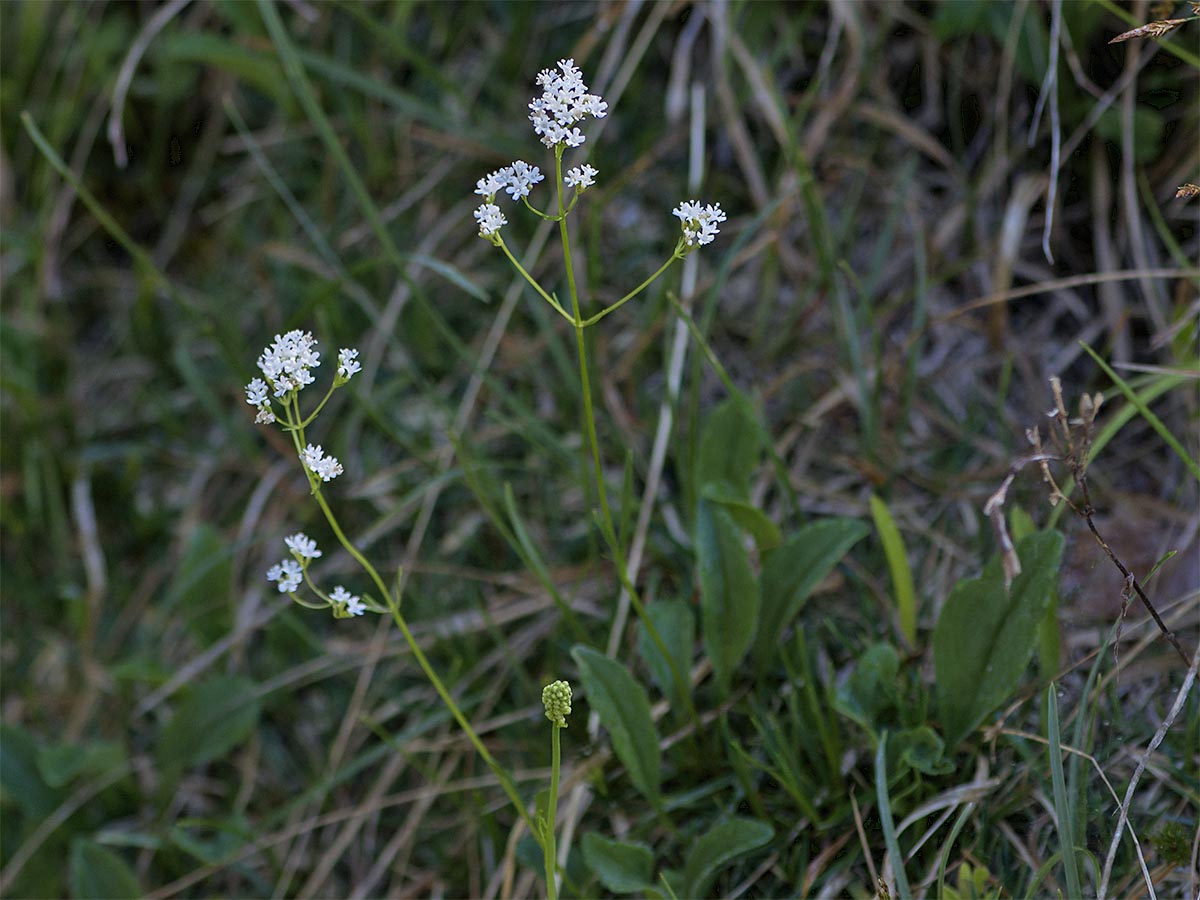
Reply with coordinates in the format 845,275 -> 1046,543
1109,18 -> 1188,43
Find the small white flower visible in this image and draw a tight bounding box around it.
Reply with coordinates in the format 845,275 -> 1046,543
474,170 -> 507,201
254,407 -> 276,425
673,200 -> 727,247
302,444 -> 344,482
245,378 -> 269,406
474,203 -> 507,237
562,127 -> 585,148
579,94 -> 608,118
564,164 -> 598,190
331,585 -> 366,616
267,559 -> 303,593
284,532 -> 322,560
337,348 -> 361,380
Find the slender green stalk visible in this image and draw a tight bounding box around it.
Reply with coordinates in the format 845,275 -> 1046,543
552,164 -> 696,723
580,255 -> 679,328
310,486 -> 538,836
543,723 -> 562,900
496,238 -> 574,323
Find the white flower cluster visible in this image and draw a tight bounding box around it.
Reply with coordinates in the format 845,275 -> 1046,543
473,161 -> 544,238
337,348 -> 361,380
330,585 -> 366,617
564,163 -> 598,191
267,558 -> 303,593
265,534 -> 366,616
528,58 -> 607,148
673,201 -> 727,247
302,443 -> 343,482
472,60 -> 607,239
245,330 -> 359,424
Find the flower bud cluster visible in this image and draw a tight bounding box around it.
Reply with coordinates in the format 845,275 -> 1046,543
541,679 -> 572,728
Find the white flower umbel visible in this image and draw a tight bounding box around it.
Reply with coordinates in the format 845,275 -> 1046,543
267,558 -> 303,593
528,58 -> 607,148
330,585 -> 366,617
673,200 -> 727,248
284,532 -> 322,560
564,164 -> 597,191
302,444 -> 344,482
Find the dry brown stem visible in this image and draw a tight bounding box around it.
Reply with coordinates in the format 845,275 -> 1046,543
994,379 -> 1192,667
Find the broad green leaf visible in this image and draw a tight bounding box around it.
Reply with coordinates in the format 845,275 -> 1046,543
935,531 -> 1064,747
870,495 -> 917,645
37,739 -> 126,787
893,726 -> 954,776
752,518 -> 869,668
571,646 -> 660,804
0,722 -> 60,819
637,599 -> 694,707
69,839 -> 141,900
1009,506 -> 1036,543
696,399 -> 760,498
834,643 -> 900,733
168,818 -> 251,865
157,675 -> 262,770
682,818 -> 774,898
696,499 -> 760,695
582,832 -> 655,894
700,483 -> 782,551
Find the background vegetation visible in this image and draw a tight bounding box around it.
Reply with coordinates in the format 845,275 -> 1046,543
2,1 -> 1197,897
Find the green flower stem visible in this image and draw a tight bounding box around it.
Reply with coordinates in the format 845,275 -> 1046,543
554,166 -> 697,725
579,254 -> 680,328
543,721 -> 562,900
294,381 -> 339,428
309,490 -> 540,838
385,602 -> 539,838
496,238 -> 574,323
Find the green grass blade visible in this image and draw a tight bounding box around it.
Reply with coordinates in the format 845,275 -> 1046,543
869,495 -> 917,646
874,733 -> 912,900
1047,370 -> 1190,527
1080,342 -> 1200,482
936,802 -> 976,899
1046,684 -> 1083,900
257,0 -> 484,303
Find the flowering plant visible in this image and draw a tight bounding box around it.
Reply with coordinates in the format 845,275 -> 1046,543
241,58 -> 725,900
